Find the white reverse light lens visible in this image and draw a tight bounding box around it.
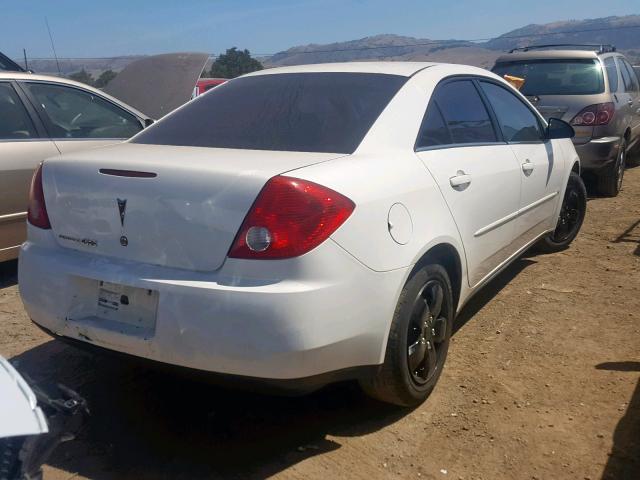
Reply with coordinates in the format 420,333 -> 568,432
245,226 -> 272,252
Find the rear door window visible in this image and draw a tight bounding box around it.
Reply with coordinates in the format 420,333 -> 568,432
0,82 -> 38,140
603,57 -> 619,93
24,82 -> 143,139
621,59 -> 639,92
422,80 -> 497,146
619,58 -> 634,92
479,81 -> 543,142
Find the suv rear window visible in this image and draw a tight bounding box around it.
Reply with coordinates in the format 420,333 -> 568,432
492,59 -> 604,95
133,72 -> 407,153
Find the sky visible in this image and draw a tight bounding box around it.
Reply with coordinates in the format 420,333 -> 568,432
1,0 -> 637,59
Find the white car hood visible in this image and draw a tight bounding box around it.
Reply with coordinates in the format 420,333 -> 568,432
0,356 -> 48,438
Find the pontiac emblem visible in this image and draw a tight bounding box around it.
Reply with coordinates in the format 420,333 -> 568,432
117,198 -> 127,227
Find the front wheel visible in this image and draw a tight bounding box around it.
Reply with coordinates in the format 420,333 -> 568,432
537,171 -> 587,253
360,264 -> 453,407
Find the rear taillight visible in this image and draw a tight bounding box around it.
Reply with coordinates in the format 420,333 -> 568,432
228,176 -> 355,260
27,163 -> 51,229
570,102 -> 614,126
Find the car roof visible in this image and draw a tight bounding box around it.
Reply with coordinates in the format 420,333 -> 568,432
0,71 -> 150,119
243,61 -> 438,78
494,50 -> 603,63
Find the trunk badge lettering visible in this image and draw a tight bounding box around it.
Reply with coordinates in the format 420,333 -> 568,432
117,198 -> 127,227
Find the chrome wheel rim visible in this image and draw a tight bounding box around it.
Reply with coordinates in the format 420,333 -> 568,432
616,145 -> 625,192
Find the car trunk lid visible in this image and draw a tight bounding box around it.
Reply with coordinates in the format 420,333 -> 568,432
42,143 -> 345,271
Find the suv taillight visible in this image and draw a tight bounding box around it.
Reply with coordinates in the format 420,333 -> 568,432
228,176 -> 355,260
570,102 -> 615,126
27,163 -> 51,229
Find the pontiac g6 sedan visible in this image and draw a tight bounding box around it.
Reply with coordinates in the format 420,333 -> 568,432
19,63 -> 586,406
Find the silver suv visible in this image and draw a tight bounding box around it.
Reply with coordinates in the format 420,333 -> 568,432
493,44 -> 640,196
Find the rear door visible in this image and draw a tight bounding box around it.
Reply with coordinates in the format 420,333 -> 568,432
19,81 -> 144,154
478,80 -> 564,245
0,81 -> 59,259
415,78 -> 522,287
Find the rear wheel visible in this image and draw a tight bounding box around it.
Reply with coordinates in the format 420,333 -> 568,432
598,139 -> 626,197
537,172 -> 587,253
360,264 -> 453,407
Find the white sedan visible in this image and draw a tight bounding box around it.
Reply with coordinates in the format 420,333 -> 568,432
19,62 -> 586,406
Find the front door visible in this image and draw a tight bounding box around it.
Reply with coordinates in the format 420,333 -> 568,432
477,80 -> 564,247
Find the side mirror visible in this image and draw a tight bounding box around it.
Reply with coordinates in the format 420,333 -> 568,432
144,118 -> 155,128
546,117 -> 575,139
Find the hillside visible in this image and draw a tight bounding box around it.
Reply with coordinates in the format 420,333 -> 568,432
266,14 -> 640,68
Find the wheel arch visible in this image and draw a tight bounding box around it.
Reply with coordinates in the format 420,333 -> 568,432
408,243 -> 463,313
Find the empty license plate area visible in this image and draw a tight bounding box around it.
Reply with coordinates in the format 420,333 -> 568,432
96,281 -> 158,332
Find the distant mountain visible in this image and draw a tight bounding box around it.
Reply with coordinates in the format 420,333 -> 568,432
20,56 -> 145,76
485,15 -> 640,52
267,14 -> 640,68
14,14 -> 640,78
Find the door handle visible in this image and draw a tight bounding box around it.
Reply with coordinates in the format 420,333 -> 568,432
522,160 -> 535,175
449,171 -> 472,189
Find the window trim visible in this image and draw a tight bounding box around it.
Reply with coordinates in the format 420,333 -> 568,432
17,80 -> 145,140
0,80 -> 45,141
475,78 -> 546,145
415,74 -> 548,152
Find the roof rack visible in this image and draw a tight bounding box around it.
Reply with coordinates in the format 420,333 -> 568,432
508,44 -> 616,54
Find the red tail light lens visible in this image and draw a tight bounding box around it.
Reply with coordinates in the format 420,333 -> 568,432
27,163 -> 51,229
229,176 -> 355,260
570,102 -> 614,126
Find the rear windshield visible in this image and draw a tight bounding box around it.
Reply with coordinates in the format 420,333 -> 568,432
492,59 -> 605,95
133,72 -> 407,153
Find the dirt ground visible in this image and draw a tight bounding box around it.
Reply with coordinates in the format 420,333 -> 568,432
1,167 -> 639,480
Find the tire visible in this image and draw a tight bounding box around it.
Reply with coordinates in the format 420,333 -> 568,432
597,139 -> 626,197
537,172 -> 587,253
360,264 -> 453,407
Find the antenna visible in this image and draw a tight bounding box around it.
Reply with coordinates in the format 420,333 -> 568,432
45,17 -> 62,75
23,49 -> 28,71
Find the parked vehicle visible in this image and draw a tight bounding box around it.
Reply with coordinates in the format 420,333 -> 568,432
0,356 -> 87,480
492,44 -> 640,196
19,62 -> 586,406
192,77 -> 227,98
0,51 -> 25,72
0,72 -> 152,262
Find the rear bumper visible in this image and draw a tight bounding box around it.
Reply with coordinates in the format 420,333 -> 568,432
574,136 -> 621,171
18,230 -> 405,382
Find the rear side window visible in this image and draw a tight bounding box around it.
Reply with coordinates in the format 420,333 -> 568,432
479,81 -> 542,142
492,59 -> 605,95
619,58 -> 634,92
0,83 -> 38,140
621,59 -> 639,92
133,73 -> 408,154
419,80 -> 497,147
603,57 -> 618,93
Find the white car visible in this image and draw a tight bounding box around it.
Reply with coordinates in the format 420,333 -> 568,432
18,62 -> 586,406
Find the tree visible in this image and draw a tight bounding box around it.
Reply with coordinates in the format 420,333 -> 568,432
68,69 -> 94,86
94,69 -> 117,88
208,48 -> 263,79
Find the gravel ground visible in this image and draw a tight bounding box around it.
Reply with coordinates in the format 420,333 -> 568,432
1,166 -> 639,480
